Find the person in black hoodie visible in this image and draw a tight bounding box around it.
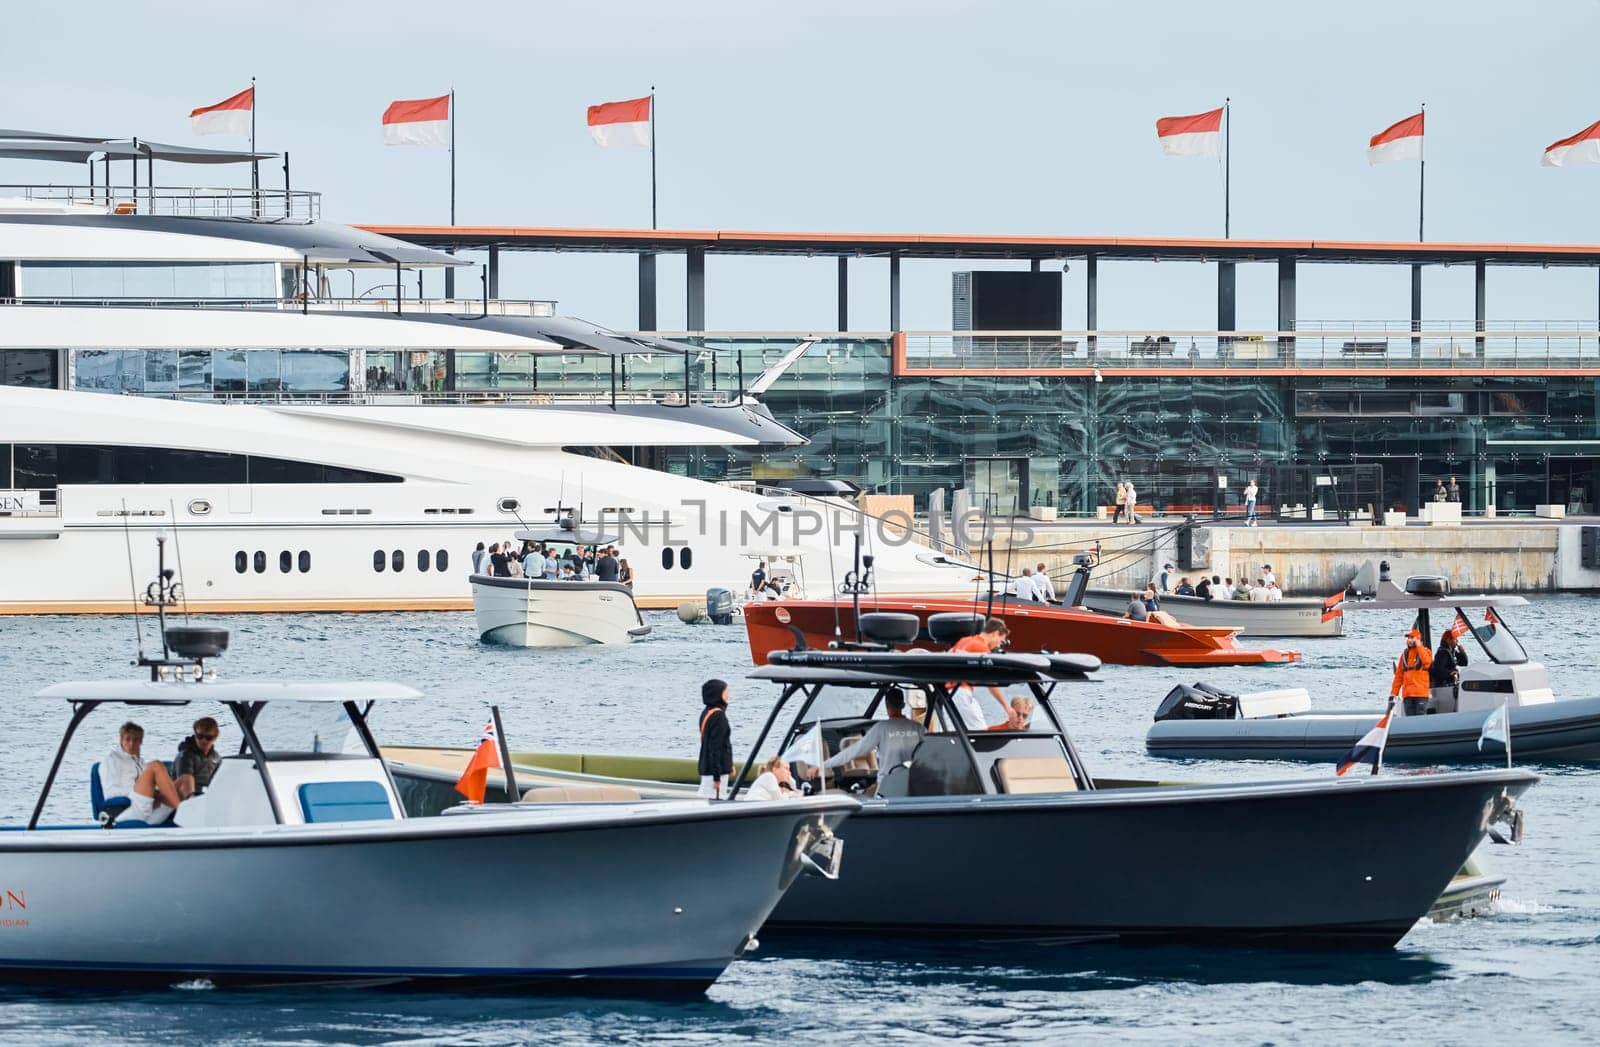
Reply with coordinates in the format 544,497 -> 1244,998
173,716 -> 223,794
1431,629 -> 1469,711
697,679 -> 733,799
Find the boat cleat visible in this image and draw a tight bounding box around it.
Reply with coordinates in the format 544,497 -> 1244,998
1483,788 -> 1526,845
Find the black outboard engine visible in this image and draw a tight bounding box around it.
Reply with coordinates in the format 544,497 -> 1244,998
1154,682 -> 1239,722
1061,553 -> 1094,608
705,588 -> 735,625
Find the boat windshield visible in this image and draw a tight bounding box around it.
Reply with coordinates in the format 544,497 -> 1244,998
250,701 -> 372,756
1461,608 -> 1528,665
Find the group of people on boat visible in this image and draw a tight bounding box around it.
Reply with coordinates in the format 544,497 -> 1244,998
698,617 -> 1037,802
96,718 -> 222,826
1153,563 -> 1285,603
472,540 -> 633,587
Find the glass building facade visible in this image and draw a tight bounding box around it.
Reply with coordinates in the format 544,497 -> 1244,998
8,337 -> 1599,517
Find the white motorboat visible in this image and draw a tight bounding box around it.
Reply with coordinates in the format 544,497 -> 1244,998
1082,587 -> 1346,637
472,523 -> 649,646
0,548 -> 854,992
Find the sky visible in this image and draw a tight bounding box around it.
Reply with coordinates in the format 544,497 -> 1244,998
5,0 -> 1600,332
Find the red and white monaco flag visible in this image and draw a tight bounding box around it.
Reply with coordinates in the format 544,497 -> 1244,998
1543,119 -> 1600,167
383,94 -> 450,147
190,87 -> 253,137
587,96 -> 651,148
1369,112 -> 1424,165
1156,107 -> 1223,157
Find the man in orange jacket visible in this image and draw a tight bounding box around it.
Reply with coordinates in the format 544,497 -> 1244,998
1390,629 -> 1434,716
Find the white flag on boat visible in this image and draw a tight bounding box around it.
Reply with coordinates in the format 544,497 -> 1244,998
190,86 -> 253,137
1478,704 -> 1509,751
781,722 -> 824,770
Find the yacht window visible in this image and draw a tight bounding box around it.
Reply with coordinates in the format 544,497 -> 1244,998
0,350 -> 58,389
234,551 -> 247,574
392,550 -> 405,573
373,550 -> 386,573
253,551 -> 266,574
436,549 -> 449,572
6,445 -> 399,486
418,549 -> 431,572
661,547 -> 674,570
679,547 -> 693,570
21,261 -> 277,301
298,550 -> 311,573
279,550 -> 292,574
497,497 -> 520,512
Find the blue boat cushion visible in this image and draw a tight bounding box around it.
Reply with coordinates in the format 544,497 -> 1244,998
298,781 -> 394,824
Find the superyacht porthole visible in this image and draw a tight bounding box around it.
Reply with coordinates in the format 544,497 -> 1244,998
187,498 -> 212,516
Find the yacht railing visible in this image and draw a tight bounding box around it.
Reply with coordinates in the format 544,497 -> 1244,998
6,296 -> 558,317
0,184 -> 320,222
165,388 -> 735,407
896,329 -> 1600,372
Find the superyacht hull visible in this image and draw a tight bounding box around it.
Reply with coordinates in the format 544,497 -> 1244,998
0,797 -> 854,992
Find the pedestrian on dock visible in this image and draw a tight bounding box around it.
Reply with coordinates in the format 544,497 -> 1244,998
1112,482 -> 1127,524
1124,482 -> 1141,525
1433,479 -> 1448,503
1390,630 -> 1434,716
697,679 -> 733,799
1447,476 -> 1462,503
1243,479 -> 1259,526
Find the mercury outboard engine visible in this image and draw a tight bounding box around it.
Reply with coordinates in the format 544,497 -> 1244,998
705,588 -> 735,626
1154,682 -> 1239,721
1061,552 -> 1094,608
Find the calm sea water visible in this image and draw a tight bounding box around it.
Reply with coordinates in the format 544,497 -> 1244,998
0,597 -> 1596,1045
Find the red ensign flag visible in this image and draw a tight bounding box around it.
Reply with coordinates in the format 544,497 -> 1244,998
454,721 -> 501,803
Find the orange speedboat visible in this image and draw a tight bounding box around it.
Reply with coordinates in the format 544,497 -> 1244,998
743,590 -> 1301,668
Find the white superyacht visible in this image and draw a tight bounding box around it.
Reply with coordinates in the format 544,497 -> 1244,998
0,137 -> 965,613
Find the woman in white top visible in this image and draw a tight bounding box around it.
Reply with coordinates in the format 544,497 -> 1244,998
742,755 -> 799,801
1123,482 -> 1140,525
99,721 -> 193,825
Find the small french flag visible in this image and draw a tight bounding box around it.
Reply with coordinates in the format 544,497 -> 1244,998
1336,703 -> 1395,777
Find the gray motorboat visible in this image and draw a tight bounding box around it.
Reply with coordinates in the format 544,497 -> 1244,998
0,549 -> 853,992
1147,571 -> 1600,764
729,614 -> 1534,947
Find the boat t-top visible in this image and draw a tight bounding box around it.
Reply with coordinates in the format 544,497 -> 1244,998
1147,565 -> 1600,763
0,541 -> 855,991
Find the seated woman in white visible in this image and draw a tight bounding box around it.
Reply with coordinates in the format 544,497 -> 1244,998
99,721 -> 193,825
741,755 -> 799,801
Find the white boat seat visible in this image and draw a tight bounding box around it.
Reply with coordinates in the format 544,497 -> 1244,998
835,734 -> 878,774
993,756 -> 1078,795
520,784 -> 643,803
1236,688 -> 1312,719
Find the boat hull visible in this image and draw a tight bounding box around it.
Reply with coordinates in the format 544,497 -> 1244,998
765,770 -> 1534,945
1147,695 -> 1600,763
0,798 -> 853,992
743,597 -> 1300,667
471,576 -> 649,647
1084,588 -> 1345,638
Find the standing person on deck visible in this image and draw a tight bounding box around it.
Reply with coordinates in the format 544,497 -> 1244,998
1431,629 -> 1469,710
1389,630 -> 1434,717
697,679 -> 734,799
949,619 -> 1015,729
1034,562 -> 1057,602
471,542 -> 487,574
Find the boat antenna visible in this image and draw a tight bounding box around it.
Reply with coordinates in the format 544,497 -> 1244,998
120,498 -> 145,661
825,524 -> 842,643
848,530 -> 864,637
1001,494 -> 1018,600
984,534 -> 996,620
167,500 -> 191,623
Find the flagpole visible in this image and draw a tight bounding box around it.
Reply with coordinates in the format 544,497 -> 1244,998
1504,696 -> 1512,769
250,75 -> 259,216
650,85 -> 657,230
1223,97 -> 1230,239
1418,102 -> 1426,241
446,88 -> 456,300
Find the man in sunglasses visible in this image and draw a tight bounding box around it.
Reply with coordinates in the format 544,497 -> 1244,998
174,717 -> 224,794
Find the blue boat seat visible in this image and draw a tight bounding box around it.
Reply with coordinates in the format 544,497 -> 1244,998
89,761 -> 133,825
298,781 -> 394,824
